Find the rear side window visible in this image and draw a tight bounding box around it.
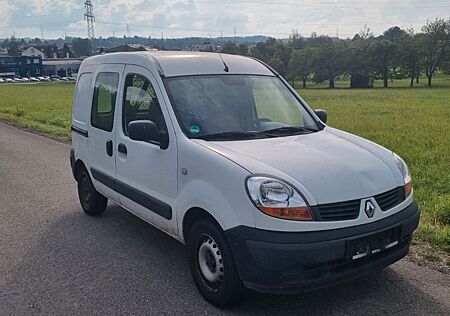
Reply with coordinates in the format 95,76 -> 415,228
73,73 -> 92,124
122,74 -> 166,135
91,72 -> 119,132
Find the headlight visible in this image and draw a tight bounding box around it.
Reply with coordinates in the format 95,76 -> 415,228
393,153 -> 412,197
246,176 -> 313,221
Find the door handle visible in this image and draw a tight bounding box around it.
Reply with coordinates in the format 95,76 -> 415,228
118,143 -> 127,155
106,140 -> 113,157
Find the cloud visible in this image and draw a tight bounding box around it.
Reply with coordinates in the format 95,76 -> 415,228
1,0 -> 449,39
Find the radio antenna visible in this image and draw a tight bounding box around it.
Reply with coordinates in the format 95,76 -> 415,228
218,53 -> 229,72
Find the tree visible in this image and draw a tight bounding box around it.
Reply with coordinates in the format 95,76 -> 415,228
370,38 -> 396,87
221,41 -> 240,55
420,18 -> 450,87
397,30 -> 422,87
31,38 -> 42,46
383,26 -> 407,42
289,30 -> 306,49
43,44 -> 56,58
250,38 -> 291,76
71,38 -> 93,57
347,36 -> 373,88
310,36 -> 346,88
60,43 -> 73,58
287,48 -> 316,88
238,44 -> 248,56
7,36 -> 20,56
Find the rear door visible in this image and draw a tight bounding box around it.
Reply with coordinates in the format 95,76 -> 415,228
115,64 -> 178,234
87,64 -> 125,202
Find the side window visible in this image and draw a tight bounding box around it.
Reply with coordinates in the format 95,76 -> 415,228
91,72 -> 119,132
73,73 -> 92,124
123,74 -> 166,135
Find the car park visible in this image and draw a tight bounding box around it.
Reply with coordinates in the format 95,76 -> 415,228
70,51 -> 419,306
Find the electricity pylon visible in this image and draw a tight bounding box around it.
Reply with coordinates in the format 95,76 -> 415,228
84,0 -> 95,39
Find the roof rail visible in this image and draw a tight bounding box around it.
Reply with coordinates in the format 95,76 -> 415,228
249,57 -> 279,77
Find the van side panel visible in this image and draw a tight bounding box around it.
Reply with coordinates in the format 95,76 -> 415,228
71,70 -> 94,179
72,73 -> 93,130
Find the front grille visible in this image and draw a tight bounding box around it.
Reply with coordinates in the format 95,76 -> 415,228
316,199 -> 361,221
315,186 -> 405,221
374,187 -> 405,212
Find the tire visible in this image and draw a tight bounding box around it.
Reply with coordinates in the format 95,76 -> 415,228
187,220 -> 245,306
77,167 -> 107,216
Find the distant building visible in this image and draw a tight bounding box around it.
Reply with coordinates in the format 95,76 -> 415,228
105,44 -> 156,53
21,46 -> 46,58
0,56 -> 43,78
42,58 -> 83,77
186,42 -> 217,52
0,48 -> 8,56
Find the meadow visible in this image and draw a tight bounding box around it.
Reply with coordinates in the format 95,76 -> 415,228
0,79 -> 449,263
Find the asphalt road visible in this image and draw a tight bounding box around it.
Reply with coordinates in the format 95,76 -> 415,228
1,121 -> 449,315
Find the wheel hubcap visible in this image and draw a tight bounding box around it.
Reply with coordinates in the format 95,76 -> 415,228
198,235 -> 224,286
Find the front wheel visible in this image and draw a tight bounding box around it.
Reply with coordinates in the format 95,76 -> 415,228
77,168 -> 107,216
187,220 -> 244,306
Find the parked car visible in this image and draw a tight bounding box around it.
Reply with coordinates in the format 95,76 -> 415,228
40,76 -> 51,82
70,52 -> 419,306
61,77 -> 70,81
21,77 -> 30,82
0,78 -> 4,83
68,77 -> 77,81
12,78 -> 22,83
5,78 -> 14,83
29,77 -> 40,82
50,76 -> 60,81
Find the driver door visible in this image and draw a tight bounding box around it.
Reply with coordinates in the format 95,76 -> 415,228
115,65 -> 178,234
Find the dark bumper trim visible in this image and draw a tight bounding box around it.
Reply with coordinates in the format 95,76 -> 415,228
71,125 -> 88,137
225,201 -> 420,294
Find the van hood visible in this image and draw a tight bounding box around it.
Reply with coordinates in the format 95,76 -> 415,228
195,127 -> 402,204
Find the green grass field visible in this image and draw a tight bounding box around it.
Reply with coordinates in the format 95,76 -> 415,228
0,79 -> 449,261
0,82 -> 74,139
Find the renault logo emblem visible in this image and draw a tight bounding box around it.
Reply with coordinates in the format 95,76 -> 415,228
365,200 -> 376,218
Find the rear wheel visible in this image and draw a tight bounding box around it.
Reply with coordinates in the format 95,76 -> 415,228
187,220 -> 244,306
77,168 -> 107,216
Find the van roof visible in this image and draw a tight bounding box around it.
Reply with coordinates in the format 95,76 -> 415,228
80,51 -> 275,77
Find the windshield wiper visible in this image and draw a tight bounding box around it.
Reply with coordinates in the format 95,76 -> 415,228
193,131 -> 264,141
260,126 -> 318,136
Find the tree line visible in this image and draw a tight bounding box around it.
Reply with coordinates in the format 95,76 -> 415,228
222,18 -> 450,88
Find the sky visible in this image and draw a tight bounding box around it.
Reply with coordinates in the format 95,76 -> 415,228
1,0 -> 449,39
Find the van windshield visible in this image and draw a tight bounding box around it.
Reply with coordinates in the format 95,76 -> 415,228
164,75 -> 320,141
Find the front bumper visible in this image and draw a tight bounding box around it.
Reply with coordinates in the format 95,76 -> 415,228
225,201 -> 420,294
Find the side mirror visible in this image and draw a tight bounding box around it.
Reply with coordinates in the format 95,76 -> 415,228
128,120 -> 169,149
314,109 -> 327,124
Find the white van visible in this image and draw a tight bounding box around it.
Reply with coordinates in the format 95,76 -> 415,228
70,51 -> 419,306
